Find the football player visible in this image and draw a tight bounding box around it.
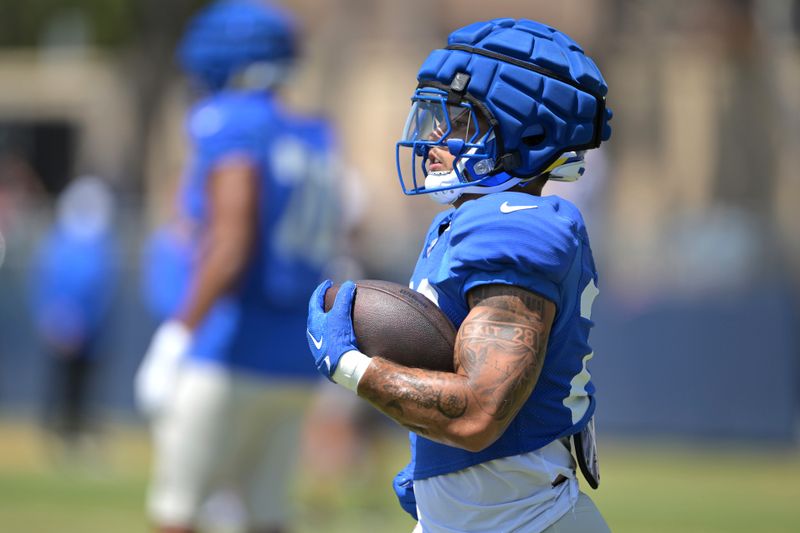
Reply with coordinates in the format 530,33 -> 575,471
307,19 -> 612,532
135,1 -> 342,532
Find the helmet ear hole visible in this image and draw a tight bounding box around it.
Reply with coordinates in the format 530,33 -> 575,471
521,124 -> 546,147
522,132 -> 546,147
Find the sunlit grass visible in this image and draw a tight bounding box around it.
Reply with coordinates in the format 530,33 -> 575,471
0,419 -> 798,533
596,441 -> 800,533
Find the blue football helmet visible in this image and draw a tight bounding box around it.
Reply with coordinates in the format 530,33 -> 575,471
396,18 -> 613,203
177,0 -> 297,93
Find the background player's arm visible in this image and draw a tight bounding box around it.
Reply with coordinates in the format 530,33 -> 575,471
358,284 -> 555,452
176,156 -> 258,329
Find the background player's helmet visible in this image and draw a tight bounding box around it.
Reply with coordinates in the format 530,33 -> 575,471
177,0 -> 297,93
396,18 -> 613,202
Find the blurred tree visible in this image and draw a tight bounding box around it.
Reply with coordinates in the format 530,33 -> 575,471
0,0 -> 133,48
123,0 -> 210,194
0,0 -> 212,194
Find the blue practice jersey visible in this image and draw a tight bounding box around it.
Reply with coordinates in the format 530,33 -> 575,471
29,226 -> 117,354
407,191 -> 599,479
180,91 -> 340,378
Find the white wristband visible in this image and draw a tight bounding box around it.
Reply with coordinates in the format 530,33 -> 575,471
332,350 -> 372,393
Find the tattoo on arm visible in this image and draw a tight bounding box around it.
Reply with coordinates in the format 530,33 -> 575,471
375,370 -> 468,419
358,284 -> 554,449
458,285 -> 551,426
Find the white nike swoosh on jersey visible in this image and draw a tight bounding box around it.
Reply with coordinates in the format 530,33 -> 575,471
307,329 -> 323,350
500,201 -> 539,213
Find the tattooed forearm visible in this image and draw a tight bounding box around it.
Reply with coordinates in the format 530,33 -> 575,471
361,365 -> 468,420
357,284 -> 555,451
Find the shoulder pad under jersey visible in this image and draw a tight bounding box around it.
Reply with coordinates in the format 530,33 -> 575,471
188,92 -> 279,161
448,192 -> 584,304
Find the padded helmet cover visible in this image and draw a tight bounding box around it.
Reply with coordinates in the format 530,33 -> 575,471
177,0 -> 297,92
417,18 -> 612,179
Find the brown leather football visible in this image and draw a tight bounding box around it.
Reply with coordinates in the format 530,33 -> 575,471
324,279 -> 456,372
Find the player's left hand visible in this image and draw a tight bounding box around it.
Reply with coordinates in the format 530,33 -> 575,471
134,320 -> 191,417
306,280 -> 358,381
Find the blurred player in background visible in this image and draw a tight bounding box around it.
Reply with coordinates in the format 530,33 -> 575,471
135,1 -> 342,532
307,19 -> 612,532
29,175 -> 118,451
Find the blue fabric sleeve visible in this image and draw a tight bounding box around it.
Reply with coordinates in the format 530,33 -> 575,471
188,94 -> 271,165
182,94 -> 275,220
448,194 -> 580,305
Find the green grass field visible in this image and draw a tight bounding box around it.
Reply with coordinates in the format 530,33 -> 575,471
0,419 -> 798,533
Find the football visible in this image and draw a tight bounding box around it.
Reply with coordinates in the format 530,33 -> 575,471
324,279 -> 456,372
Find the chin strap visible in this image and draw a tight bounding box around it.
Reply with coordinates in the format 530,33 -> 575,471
461,176 -> 523,196
423,149 -> 588,205
424,170 -> 525,205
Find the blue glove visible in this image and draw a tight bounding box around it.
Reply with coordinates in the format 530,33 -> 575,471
393,463 -> 418,520
306,280 -> 358,381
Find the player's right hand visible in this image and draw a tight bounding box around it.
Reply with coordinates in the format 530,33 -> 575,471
134,320 -> 191,417
306,280 -> 358,381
